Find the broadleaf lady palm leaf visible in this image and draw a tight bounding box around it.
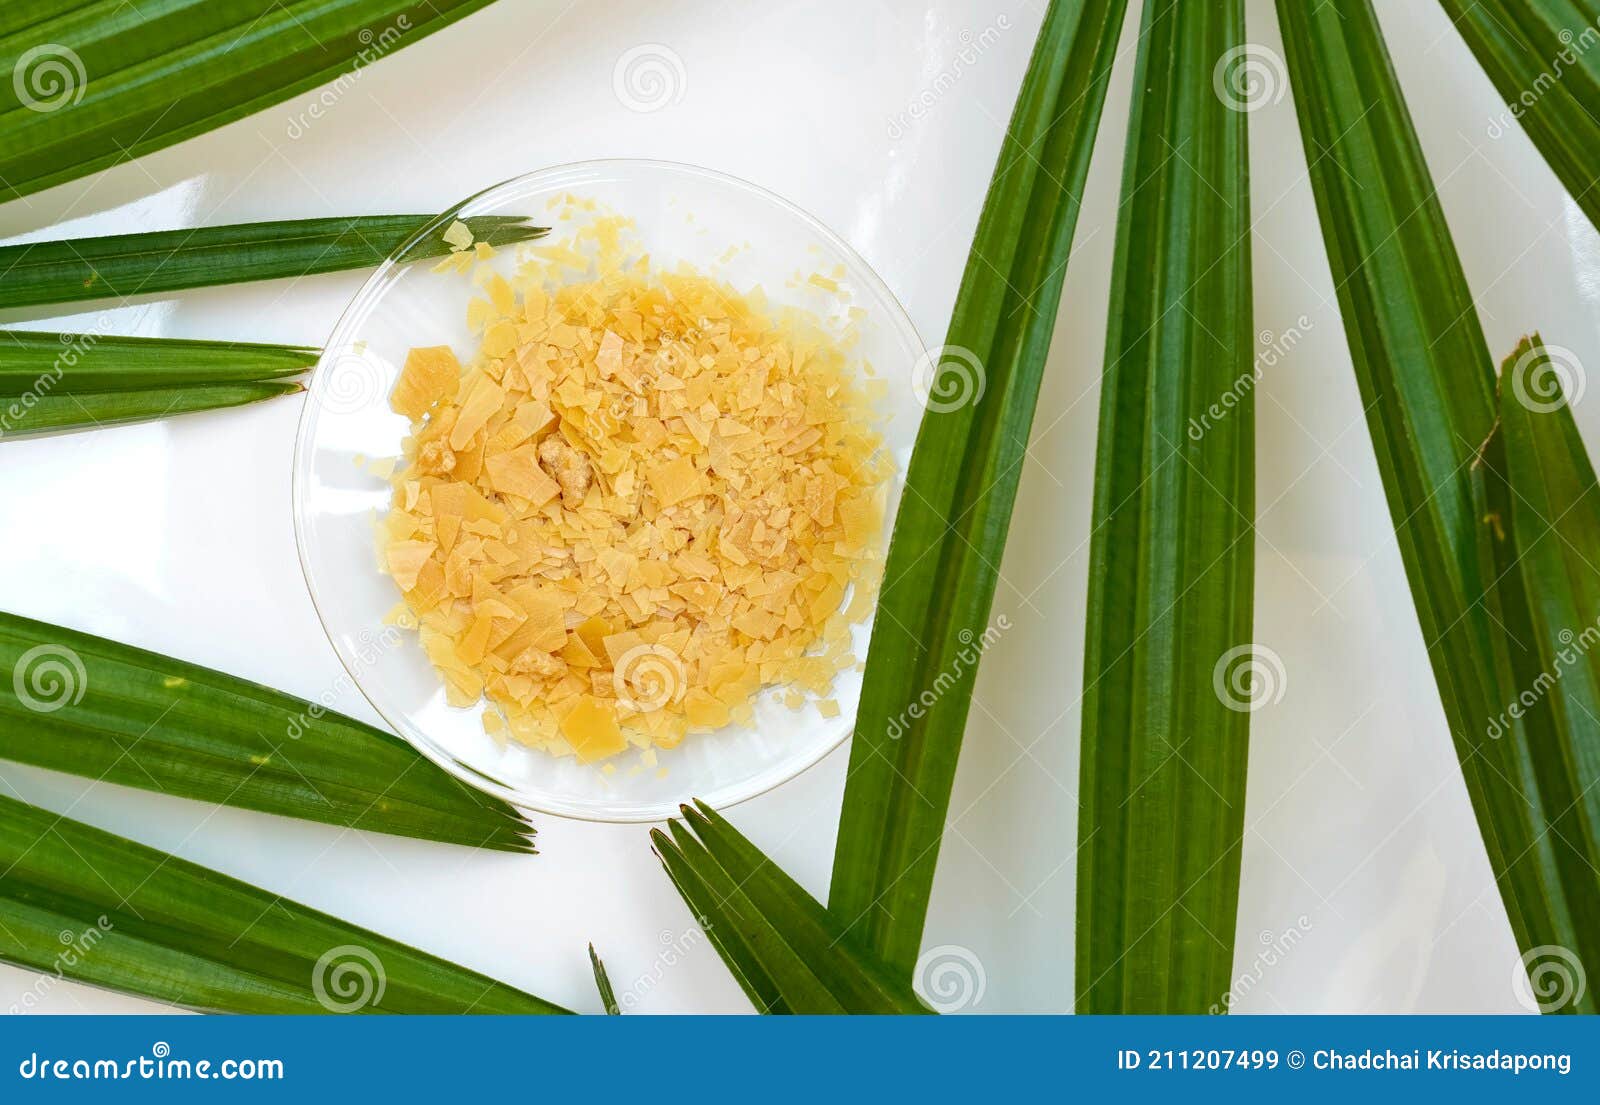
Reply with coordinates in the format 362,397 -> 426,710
0,215 -> 545,311
1075,0 -> 1254,1014
828,0 -> 1131,978
0,609 -> 537,852
1440,0 -> 1600,230
652,803 -> 928,1014
1279,0 -> 1600,1010
0,379 -> 300,438
0,1 -> 501,202
0,792 -> 567,1014
0,331 -> 316,393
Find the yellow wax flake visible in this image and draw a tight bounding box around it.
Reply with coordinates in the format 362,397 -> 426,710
391,346 -> 461,419
457,614 -> 493,666
486,272 -> 516,315
378,210 -> 890,763
442,220 -> 474,251
645,456 -> 702,507
684,689 -> 731,730
482,320 -> 518,358
385,540 -> 435,592
596,329 -> 624,377
449,376 -> 505,449
513,585 -> 570,651
484,444 -> 560,506
559,696 -> 627,762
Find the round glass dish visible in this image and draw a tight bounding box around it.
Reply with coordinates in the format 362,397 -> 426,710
291,159 -> 925,822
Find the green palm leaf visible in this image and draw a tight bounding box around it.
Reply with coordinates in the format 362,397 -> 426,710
0,215 -> 545,311
1440,0 -> 1600,229
1279,0 -> 1600,1012
0,609 -> 536,852
0,331 -> 316,437
828,0 -> 1131,977
0,793 -> 567,1014
1076,0 -> 1253,1014
652,803 -> 928,1014
0,379 -> 300,438
1470,337 -> 1600,1014
588,943 -> 620,1014
0,1 -> 499,202
0,331 -> 315,392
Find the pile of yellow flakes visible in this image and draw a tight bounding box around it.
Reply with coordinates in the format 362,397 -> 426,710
378,209 -> 890,763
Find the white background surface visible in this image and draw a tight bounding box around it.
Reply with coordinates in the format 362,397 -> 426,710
1,0 -> 1593,1013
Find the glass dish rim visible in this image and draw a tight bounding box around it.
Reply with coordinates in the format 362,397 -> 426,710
290,157 -> 926,823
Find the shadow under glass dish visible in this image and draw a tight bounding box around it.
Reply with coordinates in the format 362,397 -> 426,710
291,160 -> 926,821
